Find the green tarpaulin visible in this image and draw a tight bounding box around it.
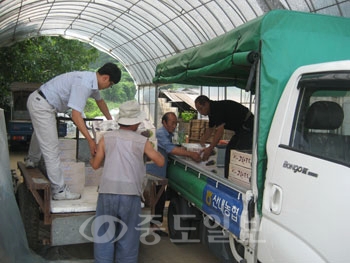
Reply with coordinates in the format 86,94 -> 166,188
153,10 -> 350,212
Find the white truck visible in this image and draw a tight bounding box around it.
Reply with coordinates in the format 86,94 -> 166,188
153,10 -> 350,262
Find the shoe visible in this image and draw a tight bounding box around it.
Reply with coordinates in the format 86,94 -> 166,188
53,185 -> 81,200
24,157 -> 35,168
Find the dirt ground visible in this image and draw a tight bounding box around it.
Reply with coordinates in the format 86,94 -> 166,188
10,147 -> 221,263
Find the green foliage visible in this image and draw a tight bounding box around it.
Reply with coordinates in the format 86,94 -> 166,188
0,36 -> 136,118
84,99 -> 102,118
180,110 -> 197,122
0,36 -> 99,84
94,52 -> 136,104
0,36 -> 98,109
101,80 -> 136,103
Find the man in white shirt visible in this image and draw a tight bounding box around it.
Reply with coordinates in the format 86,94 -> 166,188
25,62 -> 121,200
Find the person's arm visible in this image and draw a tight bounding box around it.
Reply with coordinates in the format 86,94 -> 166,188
201,124 -> 224,161
71,109 -> 96,156
157,127 -> 201,162
144,141 -> 165,167
90,137 -> 105,169
171,147 -> 201,162
96,99 -> 112,120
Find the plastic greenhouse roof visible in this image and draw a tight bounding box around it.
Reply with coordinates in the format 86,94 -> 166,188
0,0 -> 349,87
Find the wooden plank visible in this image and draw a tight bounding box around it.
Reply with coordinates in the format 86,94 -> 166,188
146,174 -> 168,217
17,161 -> 52,224
17,161 -> 50,190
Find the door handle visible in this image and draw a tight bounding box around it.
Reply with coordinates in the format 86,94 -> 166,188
270,184 -> 283,215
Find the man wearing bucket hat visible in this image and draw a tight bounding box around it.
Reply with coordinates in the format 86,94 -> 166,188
90,100 -> 164,263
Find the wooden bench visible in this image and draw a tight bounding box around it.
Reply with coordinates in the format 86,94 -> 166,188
17,161 -> 51,224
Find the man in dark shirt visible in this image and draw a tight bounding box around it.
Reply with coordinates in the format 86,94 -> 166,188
195,95 -> 254,178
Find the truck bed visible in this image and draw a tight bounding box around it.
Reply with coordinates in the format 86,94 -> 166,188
50,186 -> 98,213
17,161 -> 166,246
167,149 -> 253,242
169,150 -> 249,193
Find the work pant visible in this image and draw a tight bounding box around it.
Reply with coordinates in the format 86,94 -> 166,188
27,90 -> 64,193
94,194 -> 141,263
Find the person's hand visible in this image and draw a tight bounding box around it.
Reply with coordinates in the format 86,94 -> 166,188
88,139 -> 97,156
201,147 -> 212,161
190,151 -> 202,163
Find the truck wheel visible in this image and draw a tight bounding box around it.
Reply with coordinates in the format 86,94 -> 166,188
17,183 -> 40,251
167,198 -> 190,243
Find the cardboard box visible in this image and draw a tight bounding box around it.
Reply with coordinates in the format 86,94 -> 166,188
228,163 -> 251,188
223,130 -> 235,140
59,138 -> 77,150
230,150 -> 252,169
85,166 -> 102,187
61,161 -> 85,195
228,150 -> 252,188
59,149 -> 76,162
190,119 -> 209,129
58,138 -> 77,162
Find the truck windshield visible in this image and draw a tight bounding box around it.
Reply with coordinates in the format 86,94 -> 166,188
291,71 -> 350,166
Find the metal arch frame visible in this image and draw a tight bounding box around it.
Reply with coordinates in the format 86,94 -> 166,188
0,0 -> 349,88
131,1 -> 196,50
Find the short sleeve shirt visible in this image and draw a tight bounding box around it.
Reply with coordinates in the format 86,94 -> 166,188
209,100 -> 249,132
146,126 -> 174,178
99,129 -> 147,196
156,126 -> 175,154
40,71 -> 100,113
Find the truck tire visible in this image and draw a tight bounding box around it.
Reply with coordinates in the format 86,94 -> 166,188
17,182 -> 40,251
167,198 -> 191,243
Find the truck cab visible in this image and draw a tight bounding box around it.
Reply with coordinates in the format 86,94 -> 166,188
8,82 -> 67,147
7,82 -> 40,146
259,62 -> 350,262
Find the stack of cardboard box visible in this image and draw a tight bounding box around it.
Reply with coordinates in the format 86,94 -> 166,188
188,119 -> 235,143
188,119 -> 207,141
228,150 -> 252,188
58,138 -> 85,195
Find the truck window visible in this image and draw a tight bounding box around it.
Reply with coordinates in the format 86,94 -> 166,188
12,90 -> 33,119
290,71 -> 350,165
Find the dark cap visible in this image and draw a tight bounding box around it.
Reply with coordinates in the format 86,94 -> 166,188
98,62 -> 122,84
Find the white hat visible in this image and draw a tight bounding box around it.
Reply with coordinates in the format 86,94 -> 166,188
117,100 -> 146,125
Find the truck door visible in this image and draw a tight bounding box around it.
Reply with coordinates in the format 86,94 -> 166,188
258,63 -> 350,262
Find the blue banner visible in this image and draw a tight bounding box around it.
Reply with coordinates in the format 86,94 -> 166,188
202,183 -> 244,238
